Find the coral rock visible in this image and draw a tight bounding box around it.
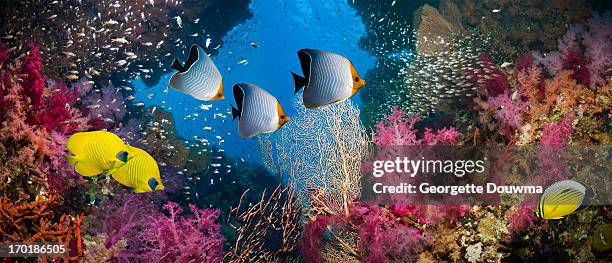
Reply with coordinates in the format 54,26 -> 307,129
414,4 -> 466,54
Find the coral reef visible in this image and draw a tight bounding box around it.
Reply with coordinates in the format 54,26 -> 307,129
0,194 -> 83,261
82,234 -> 127,263
92,197 -> 224,263
134,202 -> 224,263
413,2 -> 467,54
0,0 -> 253,87
373,107 -> 462,145
399,33 -> 502,116
0,42 -> 87,201
450,0 -> 593,58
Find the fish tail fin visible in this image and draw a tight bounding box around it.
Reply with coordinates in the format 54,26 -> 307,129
171,58 -> 184,71
231,105 -> 240,120
291,72 -> 307,93
576,186 -> 596,212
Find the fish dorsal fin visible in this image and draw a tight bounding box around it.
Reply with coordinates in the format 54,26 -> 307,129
171,58 -> 184,72
66,131 -> 93,155
181,44 -> 200,72
297,49 -> 312,82
232,84 -> 245,115
291,72 -> 307,93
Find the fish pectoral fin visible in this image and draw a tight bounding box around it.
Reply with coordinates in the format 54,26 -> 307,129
105,167 -> 119,176
291,72 -> 307,93
75,162 -> 103,177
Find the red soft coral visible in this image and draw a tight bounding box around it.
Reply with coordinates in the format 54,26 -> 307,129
300,216 -> 333,263
20,43 -> 46,109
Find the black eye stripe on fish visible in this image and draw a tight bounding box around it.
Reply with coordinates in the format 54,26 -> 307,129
110,146 -> 162,193
231,83 -> 287,138
536,180 -> 593,219
293,48 -> 364,108
169,44 -> 223,101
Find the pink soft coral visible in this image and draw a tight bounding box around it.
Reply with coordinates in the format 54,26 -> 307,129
373,107 -> 461,146
488,90 -> 529,131
352,203 -> 429,262
301,203 -> 431,262
132,202 -> 223,263
373,107 -> 422,145
536,13 -> 612,89
507,205 -> 540,235
0,42 -> 87,193
539,113 -> 574,145
300,216 -> 334,263
390,204 -> 467,225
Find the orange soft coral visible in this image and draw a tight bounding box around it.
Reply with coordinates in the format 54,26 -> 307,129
0,194 -> 83,262
517,67 -> 595,123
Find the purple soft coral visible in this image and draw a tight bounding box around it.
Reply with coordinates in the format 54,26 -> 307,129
135,202 -> 224,263
537,13 -> 612,89
488,90 -> 529,131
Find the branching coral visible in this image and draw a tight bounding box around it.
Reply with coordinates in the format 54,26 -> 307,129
225,184 -> 302,262
0,194 -> 84,261
259,98 -> 368,216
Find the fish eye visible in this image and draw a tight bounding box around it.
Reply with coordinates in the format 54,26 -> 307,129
354,76 -> 360,82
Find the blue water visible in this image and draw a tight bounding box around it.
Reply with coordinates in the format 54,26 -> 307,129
132,0 -> 375,162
